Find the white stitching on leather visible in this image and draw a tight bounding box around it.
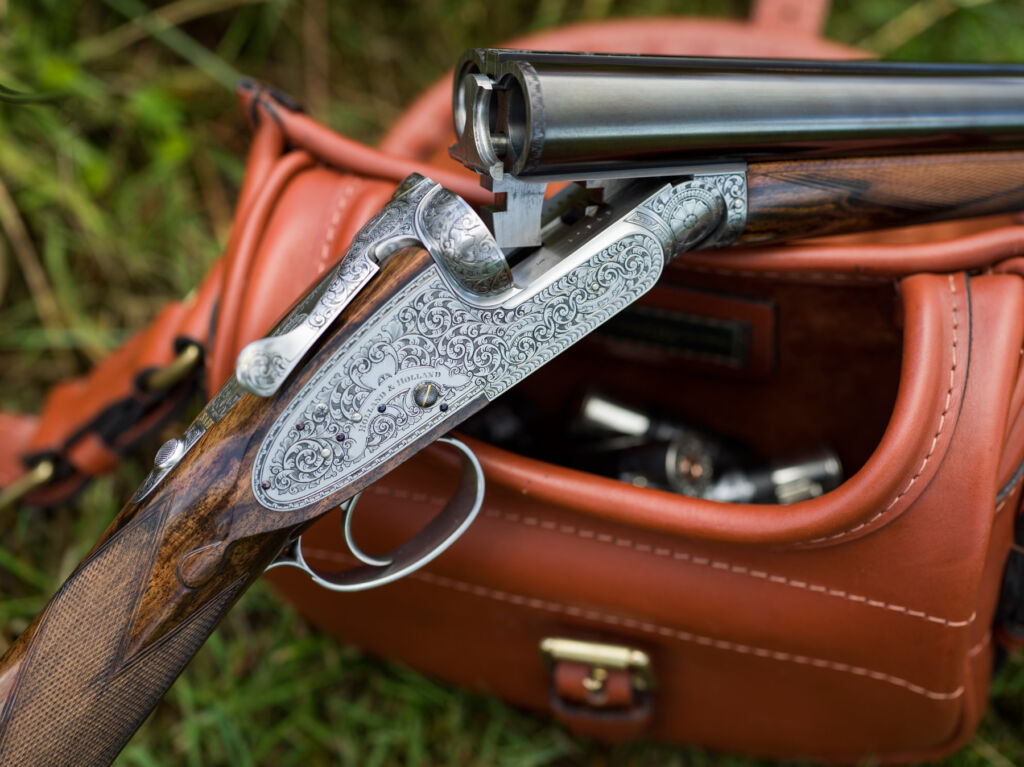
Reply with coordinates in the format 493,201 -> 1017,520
807,273 -> 960,544
486,509 -> 976,628
299,545 -> 968,704
409,570 -> 964,702
369,486 -> 445,505
317,177 -> 357,276
968,632 -> 991,658
365,484 -> 975,628
996,485 -> 1020,516
995,472 -> 1024,517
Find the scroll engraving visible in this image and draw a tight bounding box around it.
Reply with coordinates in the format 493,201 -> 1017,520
234,176 -> 438,397
626,173 -> 747,253
417,187 -> 512,298
253,232 -> 664,510
252,173 -> 744,510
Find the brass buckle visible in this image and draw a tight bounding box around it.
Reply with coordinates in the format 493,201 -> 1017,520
0,344 -> 201,511
539,637 -> 654,695
143,343 -> 202,391
0,459 -> 55,511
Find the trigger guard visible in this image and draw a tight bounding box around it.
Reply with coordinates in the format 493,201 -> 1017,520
342,492 -> 392,567
269,436 -> 484,592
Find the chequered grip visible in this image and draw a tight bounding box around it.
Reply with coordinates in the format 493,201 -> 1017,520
0,502 -> 252,766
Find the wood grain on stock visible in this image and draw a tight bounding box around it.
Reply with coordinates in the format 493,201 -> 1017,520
0,246 -> 465,767
740,151 -> 1024,244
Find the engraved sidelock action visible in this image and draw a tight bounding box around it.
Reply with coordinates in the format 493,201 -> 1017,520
206,47 -> 767,590
241,168 -> 746,585
250,171 -> 745,508
134,147 -> 746,593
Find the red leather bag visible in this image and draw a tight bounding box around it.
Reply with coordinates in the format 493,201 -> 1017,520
4,4 -> 1024,763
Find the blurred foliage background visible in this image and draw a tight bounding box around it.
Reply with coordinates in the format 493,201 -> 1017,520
3,0 -> 1024,764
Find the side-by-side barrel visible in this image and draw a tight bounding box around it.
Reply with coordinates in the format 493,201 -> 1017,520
450,49 -> 1024,180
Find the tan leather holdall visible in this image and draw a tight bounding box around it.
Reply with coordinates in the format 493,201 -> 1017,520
4,6 -> 1024,763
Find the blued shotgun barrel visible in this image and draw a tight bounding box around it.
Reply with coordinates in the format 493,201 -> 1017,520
453,49 -> 1024,179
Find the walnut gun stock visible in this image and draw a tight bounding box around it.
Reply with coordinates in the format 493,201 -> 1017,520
0,244 -> 444,766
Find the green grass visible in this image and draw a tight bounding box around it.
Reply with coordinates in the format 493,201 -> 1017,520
3,1 -> 1024,764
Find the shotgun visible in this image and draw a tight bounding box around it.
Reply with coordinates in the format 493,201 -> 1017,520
3,50 -> 1024,765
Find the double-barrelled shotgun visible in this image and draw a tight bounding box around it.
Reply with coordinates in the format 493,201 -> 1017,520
3,50 -> 1024,765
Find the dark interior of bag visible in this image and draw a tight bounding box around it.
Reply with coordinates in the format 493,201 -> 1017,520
461,262 -> 904,503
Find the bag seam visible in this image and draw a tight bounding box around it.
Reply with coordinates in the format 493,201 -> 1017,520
300,544 -> 976,703
366,483 -> 975,628
807,273 -> 960,544
410,570 -> 968,702
995,473 -> 1024,516
317,177 -> 357,278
